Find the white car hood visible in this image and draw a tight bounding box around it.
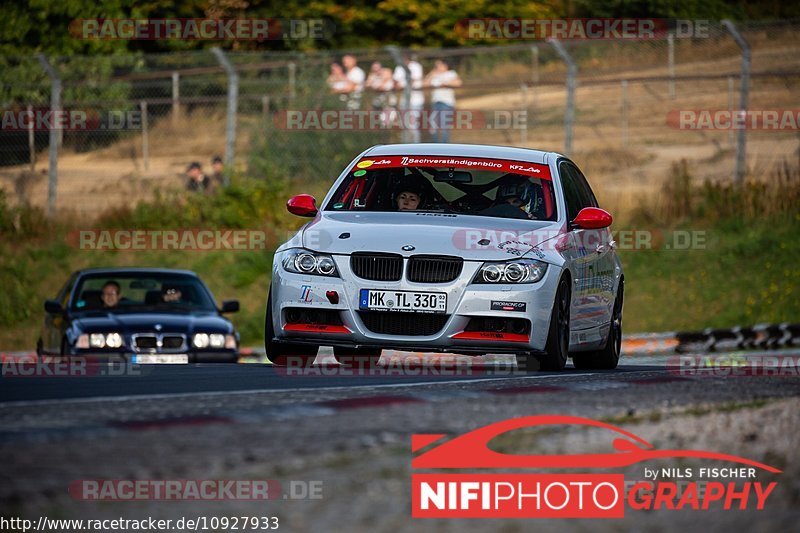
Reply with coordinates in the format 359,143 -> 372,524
296,212 -> 564,262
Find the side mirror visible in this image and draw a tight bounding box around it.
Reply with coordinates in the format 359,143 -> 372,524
44,300 -> 63,314
571,207 -> 613,230
220,300 -> 240,313
287,194 -> 318,217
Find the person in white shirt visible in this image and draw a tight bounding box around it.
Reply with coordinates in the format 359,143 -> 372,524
392,54 -> 424,143
424,59 -> 462,143
342,55 -> 365,110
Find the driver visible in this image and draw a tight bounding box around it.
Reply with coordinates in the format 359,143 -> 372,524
481,176 -> 538,220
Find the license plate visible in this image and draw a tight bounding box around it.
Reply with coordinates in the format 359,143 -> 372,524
133,354 -> 189,364
359,289 -> 446,313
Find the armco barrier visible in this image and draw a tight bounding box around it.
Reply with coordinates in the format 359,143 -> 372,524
623,323 -> 800,355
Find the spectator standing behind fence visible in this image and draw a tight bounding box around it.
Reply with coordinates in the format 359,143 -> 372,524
393,54 -> 425,143
327,62 -> 350,94
342,55 -> 365,110
210,155 -> 226,191
424,59 -> 462,143
186,161 -> 210,193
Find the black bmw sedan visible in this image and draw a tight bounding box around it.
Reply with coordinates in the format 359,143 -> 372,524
37,268 -> 240,363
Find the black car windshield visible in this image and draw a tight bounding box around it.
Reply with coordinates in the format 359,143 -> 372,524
71,273 -> 217,312
324,156 -> 557,221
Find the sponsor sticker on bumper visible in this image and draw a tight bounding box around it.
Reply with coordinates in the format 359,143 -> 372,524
491,301 -> 527,312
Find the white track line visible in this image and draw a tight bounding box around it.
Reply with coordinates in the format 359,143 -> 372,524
1,373 -> 595,408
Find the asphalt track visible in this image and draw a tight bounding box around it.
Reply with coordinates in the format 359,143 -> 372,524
2,349 -> 798,405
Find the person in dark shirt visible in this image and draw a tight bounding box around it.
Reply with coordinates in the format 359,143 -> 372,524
186,161 -> 210,193
210,155 -> 227,191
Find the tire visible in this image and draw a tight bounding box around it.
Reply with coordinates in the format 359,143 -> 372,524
535,276 -> 571,371
573,280 -> 623,370
333,347 -> 382,369
264,288 -> 317,367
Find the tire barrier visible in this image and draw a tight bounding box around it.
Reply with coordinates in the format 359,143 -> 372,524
623,323 -> 800,355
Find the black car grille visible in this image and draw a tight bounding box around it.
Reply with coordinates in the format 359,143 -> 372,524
407,255 -> 463,283
358,311 -> 449,336
162,335 -> 185,350
134,336 -> 157,350
133,334 -> 186,352
351,253 -> 403,281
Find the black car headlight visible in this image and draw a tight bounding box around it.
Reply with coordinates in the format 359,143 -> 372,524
473,259 -> 548,284
77,333 -> 124,349
282,249 -> 339,277
192,333 -> 235,349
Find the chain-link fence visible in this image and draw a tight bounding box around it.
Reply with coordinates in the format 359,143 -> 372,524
1,20 -> 799,217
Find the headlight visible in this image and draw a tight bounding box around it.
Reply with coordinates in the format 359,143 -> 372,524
193,333 -> 232,349
474,259 -> 548,284
193,333 -> 210,348
88,333 -> 124,349
282,249 -> 339,277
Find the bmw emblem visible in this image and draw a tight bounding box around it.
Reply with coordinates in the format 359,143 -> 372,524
402,245 -> 415,251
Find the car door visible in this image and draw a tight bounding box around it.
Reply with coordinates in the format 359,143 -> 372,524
44,273 -> 76,353
570,163 -> 615,327
558,161 -> 604,333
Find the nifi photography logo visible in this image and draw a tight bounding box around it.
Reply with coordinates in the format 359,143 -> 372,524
411,415 -> 780,518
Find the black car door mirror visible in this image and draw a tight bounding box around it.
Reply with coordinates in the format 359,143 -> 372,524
44,300 -> 63,314
220,300 -> 240,313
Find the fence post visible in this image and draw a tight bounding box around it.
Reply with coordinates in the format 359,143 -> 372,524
621,80 -> 629,148
27,104 -> 35,171
36,54 -> 60,217
722,20 -> 750,185
262,95 -> 271,121
288,62 -> 296,100
667,32 -> 675,99
727,76 -> 735,147
140,101 -> 149,172
211,47 -> 238,183
520,84 -> 529,145
386,45 -> 412,143
548,39 -> 576,156
171,71 -> 180,127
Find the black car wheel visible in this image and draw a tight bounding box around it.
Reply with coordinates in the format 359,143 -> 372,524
536,276 -> 571,372
264,288 -> 317,367
573,280 -> 623,370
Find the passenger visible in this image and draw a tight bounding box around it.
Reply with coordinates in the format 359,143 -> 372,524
101,281 -> 121,308
396,190 -> 422,211
392,175 -> 427,211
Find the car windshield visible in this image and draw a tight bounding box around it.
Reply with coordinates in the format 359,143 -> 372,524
324,155 -> 557,221
70,273 -> 217,312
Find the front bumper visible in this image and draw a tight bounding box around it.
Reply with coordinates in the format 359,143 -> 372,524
270,255 -> 561,353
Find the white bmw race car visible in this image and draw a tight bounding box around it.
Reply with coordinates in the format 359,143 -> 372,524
265,143 -> 623,371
